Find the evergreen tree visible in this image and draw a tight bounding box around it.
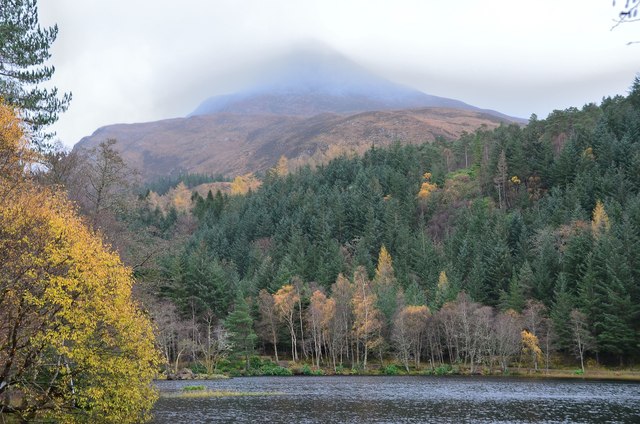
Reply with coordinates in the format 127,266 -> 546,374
550,273 -> 575,352
0,0 -> 71,143
225,295 -> 257,370
499,274 -> 526,313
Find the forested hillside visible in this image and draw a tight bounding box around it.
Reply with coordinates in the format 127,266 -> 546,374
72,79 -> 640,373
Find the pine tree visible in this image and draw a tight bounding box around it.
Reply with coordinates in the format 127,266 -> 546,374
550,273 -> 575,352
589,235 -> 637,363
499,274 -> 525,313
225,295 -> 257,370
0,0 -> 71,144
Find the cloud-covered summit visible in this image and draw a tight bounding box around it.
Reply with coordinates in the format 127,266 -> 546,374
190,44 -> 480,117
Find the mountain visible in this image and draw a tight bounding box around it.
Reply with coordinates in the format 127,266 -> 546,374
77,108 -> 513,180
190,45 -> 515,120
76,45 -> 524,180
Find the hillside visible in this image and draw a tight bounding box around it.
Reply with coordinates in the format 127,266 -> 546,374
76,107 -> 514,180
75,46 -> 523,181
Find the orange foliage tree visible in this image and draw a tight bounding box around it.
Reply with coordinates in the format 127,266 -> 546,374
392,305 -> 430,371
273,284 -> 300,362
0,102 -> 160,423
351,267 -> 382,369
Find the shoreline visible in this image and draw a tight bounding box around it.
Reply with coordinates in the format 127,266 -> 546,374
157,367 -> 640,383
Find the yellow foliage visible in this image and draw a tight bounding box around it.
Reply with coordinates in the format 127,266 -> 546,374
352,268 -> 383,354
402,305 -> 431,321
591,200 -> 610,238
417,171 -> 437,199
0,103 -> 160,423
273,284 -> 300,321
170,181 -> 191,212
510,175 -> 521,185
274,155 -> 289,177
521,330 -> 543,365
230,173 -> 261,195
583,147 -> 595,160
0,101 -> 34,182
437,271 -> 449,291
375,245 -> 394,282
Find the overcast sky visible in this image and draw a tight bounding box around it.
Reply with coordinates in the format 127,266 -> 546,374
38,0 -> 639,148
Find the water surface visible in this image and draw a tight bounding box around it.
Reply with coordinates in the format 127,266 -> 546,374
152,375 -> 640,423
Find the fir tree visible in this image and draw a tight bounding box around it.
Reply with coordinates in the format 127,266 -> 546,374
225,294 -> 257,370
0,0 -> 71,144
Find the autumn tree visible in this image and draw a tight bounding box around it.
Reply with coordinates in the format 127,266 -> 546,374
417,172 -> 437,200
351,267 -> 383,369
307,290 -> 330,368
494,310 -> 522,372
392,305 -> 430,371
373,245 -> 399,334
257,289 -> 280,362
570,309 -> 594,373
521,330 -> 543,372
74,139 -> 135,230
168,181 -> 191,213
320,296 -> 338,370
0,102 -> 159,423
591,200 -> 610,238
274,155 -> 289,177
330,273 -> 354,366
230,173 -> 261,195
274,284 -> 300,362
291,277 -> 309,360
436,301 -> 460,363
0,0 -> 71,144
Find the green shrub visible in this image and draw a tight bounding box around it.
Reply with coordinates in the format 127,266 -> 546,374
434,364 -> 453,375
382,364 -> 400,375
216,359 -> 232,372
301,364 -> 313,375
182,385 -> 206,391
249,356 -> 264,369
259,364 -> 293,376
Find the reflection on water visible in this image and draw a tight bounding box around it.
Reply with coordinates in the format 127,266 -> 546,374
152,376 -> 640,423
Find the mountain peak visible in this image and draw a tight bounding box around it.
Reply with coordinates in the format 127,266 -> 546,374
189,45 -> 478,117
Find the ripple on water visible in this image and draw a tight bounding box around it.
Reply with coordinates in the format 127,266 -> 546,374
152,376 -> 640,424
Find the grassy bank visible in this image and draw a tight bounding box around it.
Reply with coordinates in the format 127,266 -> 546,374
171,357 -> 640,381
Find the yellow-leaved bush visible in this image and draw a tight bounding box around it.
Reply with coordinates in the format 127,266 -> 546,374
0,102 -> 160,423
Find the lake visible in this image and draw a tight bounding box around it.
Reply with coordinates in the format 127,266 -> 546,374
152,375 -> 640,423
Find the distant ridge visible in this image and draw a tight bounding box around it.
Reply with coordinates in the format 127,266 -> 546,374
75,44 -> 524,180
190,44 -> 519,121
76,108 -> 515,181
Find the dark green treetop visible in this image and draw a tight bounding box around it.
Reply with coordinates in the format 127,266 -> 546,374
0,0 -> 71,146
